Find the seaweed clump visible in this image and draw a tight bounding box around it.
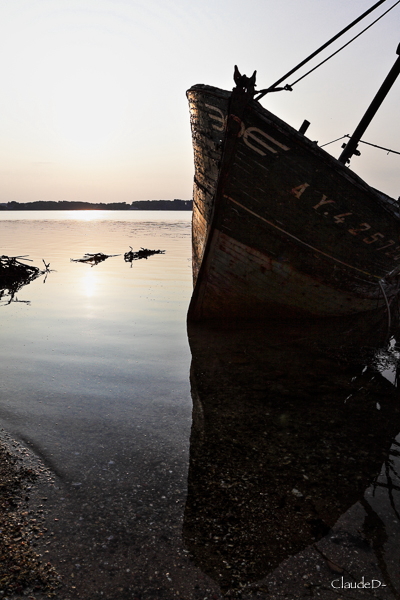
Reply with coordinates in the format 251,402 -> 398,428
0,255 -> 44,305
70,252 -> 120,266
124,247 -> 165,262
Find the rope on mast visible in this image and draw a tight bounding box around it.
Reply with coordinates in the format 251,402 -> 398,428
358,138 -> 400,156
255,0 -> 397,100
289,0 -> 400,88
320,135 -> 349,148
322,134 -> 400,156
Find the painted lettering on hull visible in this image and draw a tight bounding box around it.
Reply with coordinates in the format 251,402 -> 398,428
203,102 -> 400,263
291,183 -> 310,198
205,104 -> 290,156
205,104 -> 226,132
313,195 -> 336,211
291,183 -> 400,261
243,127 -> 290,156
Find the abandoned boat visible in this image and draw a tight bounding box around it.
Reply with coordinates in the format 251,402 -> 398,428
187,6 -> 400,321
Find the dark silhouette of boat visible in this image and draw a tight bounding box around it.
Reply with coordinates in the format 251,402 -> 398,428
187,19 -> 400,321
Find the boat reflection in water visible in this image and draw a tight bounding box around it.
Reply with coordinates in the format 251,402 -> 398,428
184,319 -> 400,597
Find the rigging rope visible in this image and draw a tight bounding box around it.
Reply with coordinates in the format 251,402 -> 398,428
289,0 -> 400,88
320,135 -> 349,148
321,134 -> 400,156
358,139 -> 400,156
255,0 -> 399,100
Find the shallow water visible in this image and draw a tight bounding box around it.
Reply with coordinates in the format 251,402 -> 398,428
1,210 -> 400,599
0,210 -> 200,597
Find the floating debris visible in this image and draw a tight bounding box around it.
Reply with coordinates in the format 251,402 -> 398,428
124,247 -> 165,262
0,255 -> 40,287
70,252 -> 120,266
0,255 -> 45,306
42,259 -> 55,284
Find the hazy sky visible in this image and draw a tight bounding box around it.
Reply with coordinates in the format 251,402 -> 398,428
0,0 -> 399,203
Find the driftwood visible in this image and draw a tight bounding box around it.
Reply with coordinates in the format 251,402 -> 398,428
70,252 -> 120,266
0,255 -> 45,305
124,247 -> 165,263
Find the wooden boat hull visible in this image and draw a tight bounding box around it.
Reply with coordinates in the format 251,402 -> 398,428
187,84 -> 400,320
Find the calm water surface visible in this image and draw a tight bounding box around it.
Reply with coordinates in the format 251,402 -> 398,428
0,211 -> 193,462
1,210 -> 400,599
0,211 -> 204,597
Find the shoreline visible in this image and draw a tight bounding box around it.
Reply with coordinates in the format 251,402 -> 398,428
0,430 -> 60,598
0,200 -> 193,212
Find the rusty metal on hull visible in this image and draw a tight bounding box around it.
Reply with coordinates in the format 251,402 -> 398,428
187,82 -> 400,321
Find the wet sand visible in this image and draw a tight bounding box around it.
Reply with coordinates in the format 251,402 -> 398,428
0,431 -> 59,598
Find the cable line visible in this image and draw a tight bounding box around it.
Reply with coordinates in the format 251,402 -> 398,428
321,134 -> 400,156
320,135 -> 349,148
289,0 -> 400,88
358,139 -> 400,155
255,0 -> 396,100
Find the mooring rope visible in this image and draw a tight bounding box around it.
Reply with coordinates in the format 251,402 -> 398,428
255,0 -> 400,100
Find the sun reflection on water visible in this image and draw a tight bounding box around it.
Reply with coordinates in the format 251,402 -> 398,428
81,269 -> 99,298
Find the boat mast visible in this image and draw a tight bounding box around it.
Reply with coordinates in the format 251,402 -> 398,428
338,43 -> 400,164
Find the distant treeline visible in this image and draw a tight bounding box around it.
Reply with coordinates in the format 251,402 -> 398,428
0,199 -> 192,211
